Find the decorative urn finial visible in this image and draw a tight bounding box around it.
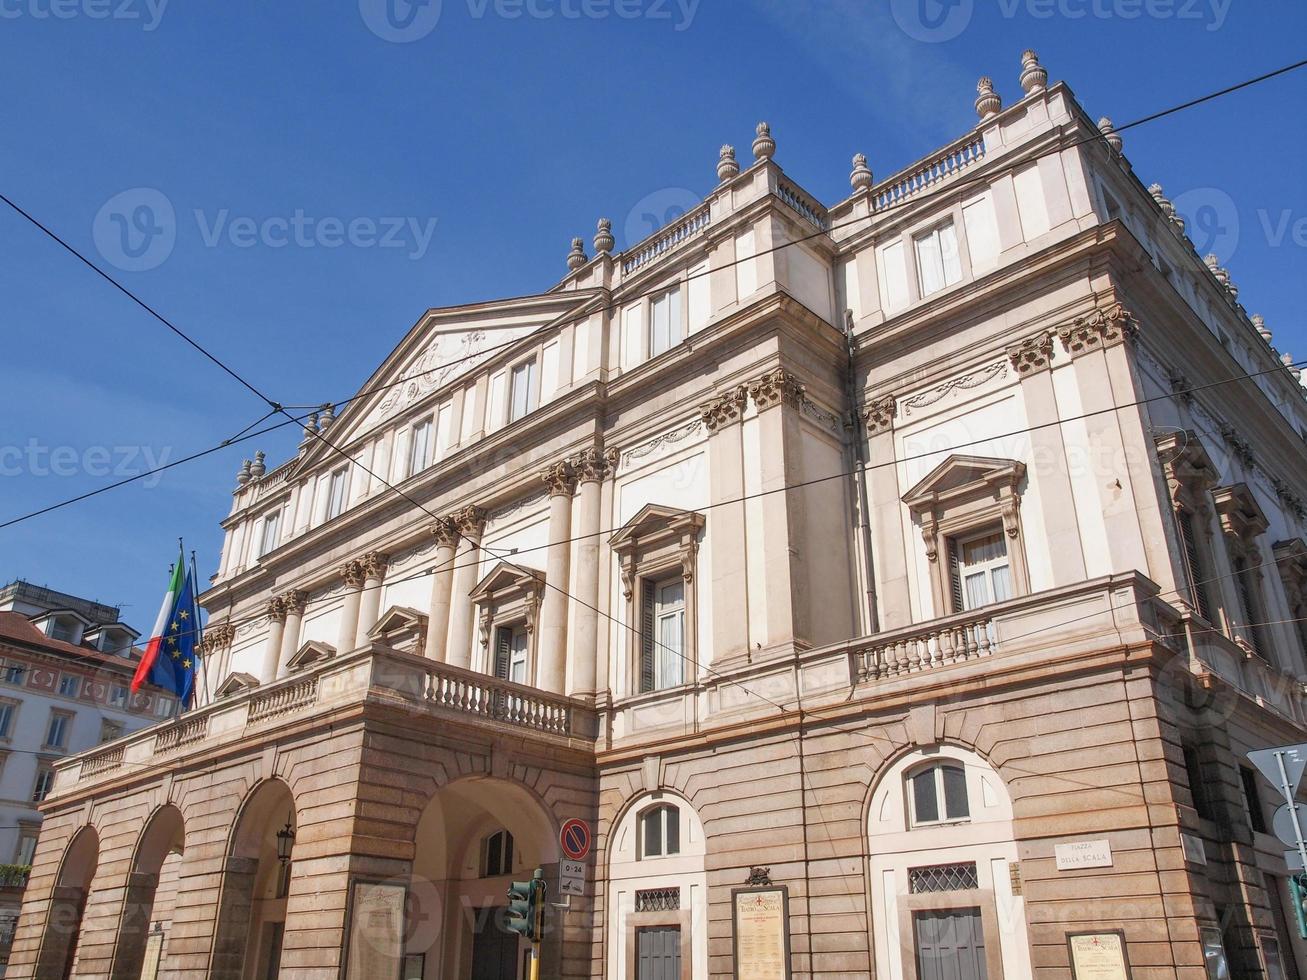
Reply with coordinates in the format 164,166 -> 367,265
566,237 -> 588,271
1253,314 -> 1272,344
237,459 -> 252,485
717,144 -> 740,182
975,77 -> 1001,119
850,153 -> 873,193
318,403 -> 335,430
1283,352 -> 1302,381
1019,49 -> 1047,95
1098,117 -> 1122,155
752,122 -> 775,161
300,413 -> 318,448
250,450 -> 266,479
593,218 -> 614,255
1148,183 -> 1175,220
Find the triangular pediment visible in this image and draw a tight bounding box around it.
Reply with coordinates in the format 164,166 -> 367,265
904,455 -> 1026,505
609,503 -> 705,551
293,290 -> 602,474
216,671 -> 260,698
368,606 -> 427,638
470,562 -> 545,601
287,640 -> 337,672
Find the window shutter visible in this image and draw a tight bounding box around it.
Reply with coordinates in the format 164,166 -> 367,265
1177,511 -> 1213,622
947,539 -> 964,612
493,627 -> 511,680
640,580 -> 656,694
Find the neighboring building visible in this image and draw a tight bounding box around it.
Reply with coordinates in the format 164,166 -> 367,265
11,50 -> 1307,980
0,583 -> 170,974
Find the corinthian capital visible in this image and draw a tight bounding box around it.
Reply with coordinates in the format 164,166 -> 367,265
266,595 -> 288,622
280,589 -> 308,615
574,445 -> 619,483
861,395 -> 897,434
699,386 -> 748,432
747,368 -> 805,411
1058,304 -> 1138,356
431,517 -> 461,547
541,461 -> 578,497
339,558 -> 365,588
1007,332 -> 1054,375
452,505 -> 487,538
359,551 -> 390,579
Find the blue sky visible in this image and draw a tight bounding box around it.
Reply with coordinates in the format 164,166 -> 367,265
0,0 -> 1303,632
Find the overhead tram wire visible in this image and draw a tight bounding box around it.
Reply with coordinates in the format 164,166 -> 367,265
2,59 -> 1303,534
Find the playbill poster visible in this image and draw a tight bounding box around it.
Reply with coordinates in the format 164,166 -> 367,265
345,879 -> 406,980
733,886 -> 790,980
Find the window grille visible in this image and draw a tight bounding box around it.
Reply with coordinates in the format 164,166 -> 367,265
635,887 -> 681,912
908,862 -> 979,893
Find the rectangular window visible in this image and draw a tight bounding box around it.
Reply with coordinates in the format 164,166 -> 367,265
408,419 -> 432,477
2,662 -> 26,686
32,766 -> 55,803
649,287 -> 682,357
914,222 -> 962,298
1242,766 -> 1268,834
1234,559 -> 1269,658
14,829 -> 37,866
57,674 -> 80,698
640,576 -> 686,693
99,719 -> 124,745
493,625 -> 530,685
45,711 -> 72,750
509,358 -> 538,422
258,509 -> 281,557
1184,743 -> 1214,820
950,529 -> 1012,611
108,685 -> 128,709
0,702 -> 14,738
326,467 -> 348,521
1177,510 -> 1213,622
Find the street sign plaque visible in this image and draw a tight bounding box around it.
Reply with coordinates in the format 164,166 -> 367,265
559,859 -> 585,896
560,818 -> 591,861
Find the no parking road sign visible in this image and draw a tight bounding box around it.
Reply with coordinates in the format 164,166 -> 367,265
560,818 -> 591,861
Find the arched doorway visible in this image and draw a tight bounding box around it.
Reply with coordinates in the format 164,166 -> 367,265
33,825 -> 98,980
867,745 -> 1031,980
404,778 -> 556,980
110,804 -> 184,980
209,779 -> 297,980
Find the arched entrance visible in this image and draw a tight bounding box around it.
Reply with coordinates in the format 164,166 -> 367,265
110,804 -> 184,980
404,778 -> 556,980
33,825 -> 98,980
209,779 -> 297,980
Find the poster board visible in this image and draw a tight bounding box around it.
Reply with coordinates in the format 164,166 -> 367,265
732,886 -> 790,980
342,878 -> 407,980
1067,930 -> 1132,980
140,928 -> 165,980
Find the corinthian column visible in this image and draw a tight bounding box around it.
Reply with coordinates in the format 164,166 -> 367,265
277,590 -> 308,678
336,559 -> 365,654
537,462 -> 577,694
571,447 -> 616,697
446,506 -> 486,670
424,519 -> 460,661
260,596 -> 287,684
355,551 -> 389,643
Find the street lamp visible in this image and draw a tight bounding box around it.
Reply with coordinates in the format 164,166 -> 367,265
275,815 -> 295,865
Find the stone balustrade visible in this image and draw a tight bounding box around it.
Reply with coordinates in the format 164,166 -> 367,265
872,131 -> 986,212
619,202 -> 711,277
855,609 -> 997,681
774,175 -> 829,231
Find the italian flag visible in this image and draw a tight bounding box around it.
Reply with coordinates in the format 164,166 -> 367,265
131,550 -> 185,694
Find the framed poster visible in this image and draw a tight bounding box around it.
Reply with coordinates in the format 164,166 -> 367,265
140,928 -> 165,980
341,878 -> 407,980
1067,930 -> 1132,980
732,885 -> 790,980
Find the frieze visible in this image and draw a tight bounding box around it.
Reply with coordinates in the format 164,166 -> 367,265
901,360 -> 1007,418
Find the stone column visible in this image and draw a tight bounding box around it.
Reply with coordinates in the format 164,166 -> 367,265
259,596 -> 287,684
702,386 -> 750,662
445,506 -> 486,670
276,590 -> 308,678
424,519 -> 461,661
537,462 -> 577,694
335,559 -> 365,655
571,447 -> 616,698
355,551 -> 389,643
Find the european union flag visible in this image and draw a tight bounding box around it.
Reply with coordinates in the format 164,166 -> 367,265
147,568 -> 200,708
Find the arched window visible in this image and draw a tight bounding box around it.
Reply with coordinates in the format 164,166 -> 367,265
639,804 -> 680,859
906,761 -> 970,827
482,829 -> 514,877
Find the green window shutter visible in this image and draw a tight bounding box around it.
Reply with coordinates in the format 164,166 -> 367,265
640,580 -> 656,694
947,539 -> 964,612
1178,510 -> 1213,622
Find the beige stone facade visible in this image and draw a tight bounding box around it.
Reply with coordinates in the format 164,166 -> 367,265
10,51 -> 1307,980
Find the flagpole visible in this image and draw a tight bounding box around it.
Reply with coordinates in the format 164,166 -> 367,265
189,548 -> 210,709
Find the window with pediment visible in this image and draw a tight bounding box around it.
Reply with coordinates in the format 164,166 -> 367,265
470,562 -> 544,684
1212,484 -> 1272,661
1273,539 -> 1307,665
1156,431 -> 1221,624
903,455 -> 1030,618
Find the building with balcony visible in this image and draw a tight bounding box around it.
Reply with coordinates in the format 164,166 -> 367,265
0,582 -> 166,975
9,50 -> 1307,980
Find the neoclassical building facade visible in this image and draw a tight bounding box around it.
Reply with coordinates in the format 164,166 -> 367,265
10,51 -> 1307,980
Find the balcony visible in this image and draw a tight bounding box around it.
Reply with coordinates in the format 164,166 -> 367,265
55,644 -> 599,799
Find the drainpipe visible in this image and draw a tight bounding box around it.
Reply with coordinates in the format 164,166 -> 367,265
845,309 -> 880,634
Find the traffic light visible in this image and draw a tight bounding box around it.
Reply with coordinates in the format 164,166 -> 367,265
1291,874 -> 1307,939
506,869 -> 546,941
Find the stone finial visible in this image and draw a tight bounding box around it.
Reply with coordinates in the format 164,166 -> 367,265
752,122 -> 775,162
300,413 -> 318,447
1149,183 -> 1176,221
237,459 -> 252,485
1098,117 -> 1122,155
1019,49 -> 1048,95
566,237 -> 588,271
593,218 -> 614,255
850,153 -> 873,193
1283,352 -> 1302,382
318,404 -> 336,432
975,77 -> 1001,120
717,144 -> 740,182
1204,253 -> 1221,275
250,451 -> 266,479
1253,314 -> 1272,344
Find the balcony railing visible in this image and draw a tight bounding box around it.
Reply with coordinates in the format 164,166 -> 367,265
424,669 -> 576,736
620,203 -> 711,277
872,132 -> 986,212
855,609 -> 997,681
